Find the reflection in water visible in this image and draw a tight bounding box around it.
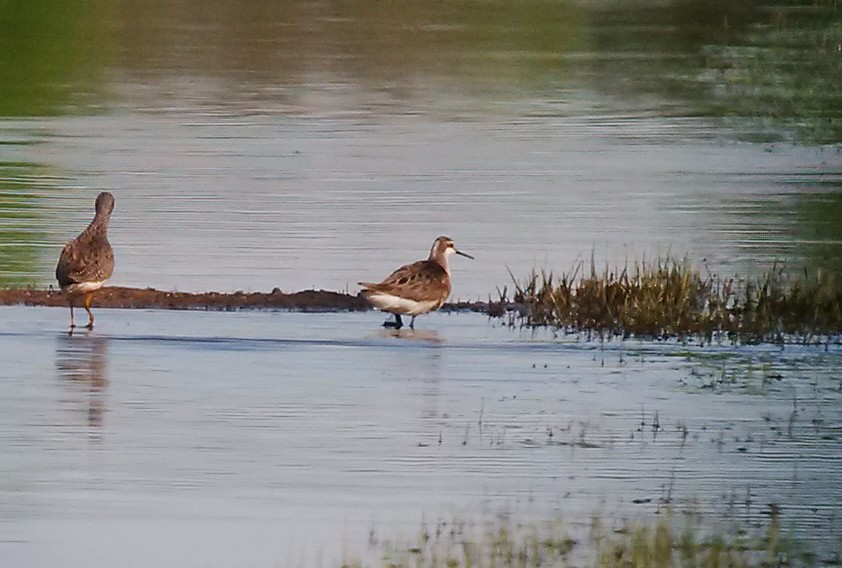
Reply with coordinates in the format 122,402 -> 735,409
55,332 -> 109,429
0,0 -> 113,116
0,0 -> 839,295
417,350 -> 443,429
379,327 -> 443,344
370,325 -> 444,430
0,163 -> 47,287
797,189 -> 842,275
0,309 -> 840,566
110,0 -> 840,142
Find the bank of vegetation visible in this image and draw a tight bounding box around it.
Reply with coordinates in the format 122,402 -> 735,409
497,258 -> 842,343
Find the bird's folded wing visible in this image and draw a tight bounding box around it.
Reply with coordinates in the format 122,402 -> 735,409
359,260 -> 448,302
56,242 -> 114,285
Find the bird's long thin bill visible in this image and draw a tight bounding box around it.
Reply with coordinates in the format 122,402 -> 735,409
455,250 -> 474,260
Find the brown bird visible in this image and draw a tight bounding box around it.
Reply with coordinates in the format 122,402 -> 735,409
359,236 -> 473,329
55,192 -> 115,330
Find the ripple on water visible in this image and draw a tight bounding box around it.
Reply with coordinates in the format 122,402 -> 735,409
1,307 -> 841,565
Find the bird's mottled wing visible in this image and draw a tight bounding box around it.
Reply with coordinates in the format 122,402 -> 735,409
361,260 -> 450,302
55,243 -> 78,287
55,237 -> 114,287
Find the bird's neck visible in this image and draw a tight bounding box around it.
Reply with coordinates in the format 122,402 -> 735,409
429,251 -> 450,274
83,214 -> 111,239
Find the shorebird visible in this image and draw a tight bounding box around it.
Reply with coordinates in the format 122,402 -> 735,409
359,236 -> 473,329
55,192 -> 115,330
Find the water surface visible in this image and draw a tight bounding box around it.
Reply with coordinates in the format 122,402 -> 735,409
1,0 -> 840,293
1,307 -> 841,566
1,2 -> 841,565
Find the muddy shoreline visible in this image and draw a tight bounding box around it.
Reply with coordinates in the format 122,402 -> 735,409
0,286 -> 494,314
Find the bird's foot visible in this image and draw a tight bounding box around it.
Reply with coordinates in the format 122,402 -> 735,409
383,315 -> 403,329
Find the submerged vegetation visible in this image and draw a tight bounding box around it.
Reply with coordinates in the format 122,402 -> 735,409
347,509 -> 817,568
498,258 -> 842,342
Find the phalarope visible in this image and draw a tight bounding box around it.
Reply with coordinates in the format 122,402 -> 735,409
359,236 -> 473,329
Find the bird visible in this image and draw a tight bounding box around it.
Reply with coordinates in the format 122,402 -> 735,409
359,236 -> 473,329
55,192 -> 115,330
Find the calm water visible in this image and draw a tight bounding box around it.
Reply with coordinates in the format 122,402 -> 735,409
10,111 -> 842,298
9,111 -> 842,299
1,306 -> 841,566
1,0 -> 840,294
1,1 -> 842,566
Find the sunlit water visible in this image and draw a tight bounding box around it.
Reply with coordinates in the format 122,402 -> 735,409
3,105 -> 841,298
1,307 -> 841,566
1,0 -> 841,295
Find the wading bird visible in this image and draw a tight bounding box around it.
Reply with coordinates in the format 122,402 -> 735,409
55,192 -> 115,330
359,236 -> 473,329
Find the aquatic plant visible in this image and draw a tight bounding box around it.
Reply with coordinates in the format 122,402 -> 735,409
344,507 -> 815,568
499,258 -> 842,342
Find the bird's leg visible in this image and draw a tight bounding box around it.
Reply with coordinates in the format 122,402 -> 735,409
383,314 -> 403,329
394,314 -> 404,329
69,300 -> 76,329
84,292 -> 95,329
409,316 -> 416,329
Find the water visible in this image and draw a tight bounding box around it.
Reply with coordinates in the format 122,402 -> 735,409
1,1 -> 841,293
1,1 -> 842,565
5,96 -> 841,298
1,306 -> 841,566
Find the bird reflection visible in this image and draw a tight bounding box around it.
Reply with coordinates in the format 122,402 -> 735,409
55,332 -> 109,430
377,328 -> 443,344
373,327 -> 444,436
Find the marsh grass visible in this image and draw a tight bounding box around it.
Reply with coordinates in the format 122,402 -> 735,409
498,257 -> 842,342
346,509 -> 812,568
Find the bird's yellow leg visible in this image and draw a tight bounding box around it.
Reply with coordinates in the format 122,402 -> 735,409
84,292 -> 95,329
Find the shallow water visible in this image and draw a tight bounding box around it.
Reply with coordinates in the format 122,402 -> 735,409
2,1 -> 842,565
1,306 -> 841,565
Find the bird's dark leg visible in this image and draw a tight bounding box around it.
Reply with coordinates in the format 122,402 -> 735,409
69,300 -> 76,329
409,316 -> 416,329
84,292 -> 95,329
383,314 -> 404,329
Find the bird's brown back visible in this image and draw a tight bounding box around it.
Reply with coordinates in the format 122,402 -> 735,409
360,259 -> 451,303
56,205 -> 114,288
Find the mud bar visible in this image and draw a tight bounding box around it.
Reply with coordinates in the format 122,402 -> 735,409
0,286 -> 493,314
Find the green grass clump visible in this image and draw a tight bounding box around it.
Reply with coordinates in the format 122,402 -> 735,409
499,258 -> 842,342
346,509 -> 814,568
